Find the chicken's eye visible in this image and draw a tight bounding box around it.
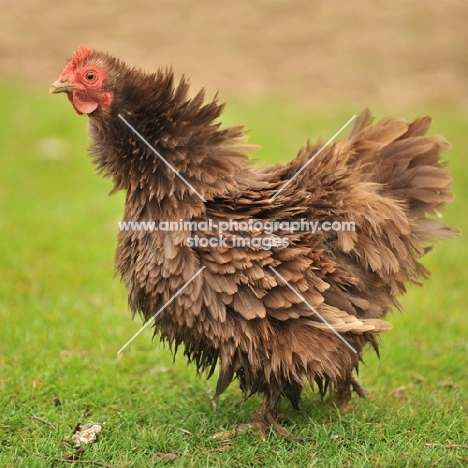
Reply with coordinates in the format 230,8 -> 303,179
84,71 -> 97,83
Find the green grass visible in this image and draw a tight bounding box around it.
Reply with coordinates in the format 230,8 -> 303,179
0,84 -> 467,467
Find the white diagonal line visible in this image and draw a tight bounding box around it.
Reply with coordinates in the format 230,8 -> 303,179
269,114 -> 356,202
118,114 -> 207,203
268,266 -> 357,353
117,266 -> 206,355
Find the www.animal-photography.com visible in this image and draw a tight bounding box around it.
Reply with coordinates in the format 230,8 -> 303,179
1,1 -> 467,467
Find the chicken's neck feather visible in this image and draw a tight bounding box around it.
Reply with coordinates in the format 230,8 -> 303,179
87,68 -> 252,219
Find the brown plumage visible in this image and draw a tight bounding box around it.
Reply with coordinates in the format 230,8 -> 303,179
51,47 -> 458,436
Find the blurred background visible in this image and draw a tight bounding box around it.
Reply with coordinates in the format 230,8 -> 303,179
1,1 -> 467,465
1,0 -> 467,109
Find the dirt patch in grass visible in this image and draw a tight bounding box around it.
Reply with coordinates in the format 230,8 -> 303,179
1,0 -> 467,109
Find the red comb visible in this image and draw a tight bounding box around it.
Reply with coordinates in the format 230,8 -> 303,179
62,46 -> 93,75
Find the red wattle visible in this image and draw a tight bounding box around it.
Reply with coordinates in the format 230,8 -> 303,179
72,93 -> 99,115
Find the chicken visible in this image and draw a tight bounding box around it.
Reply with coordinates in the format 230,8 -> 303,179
50,46 -> 458,437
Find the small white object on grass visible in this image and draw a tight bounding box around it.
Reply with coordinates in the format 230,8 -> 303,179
71,422 -> 104,448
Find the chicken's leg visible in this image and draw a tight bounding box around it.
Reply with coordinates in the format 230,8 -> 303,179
336,373 -> 366,409
213,394 -> 293,441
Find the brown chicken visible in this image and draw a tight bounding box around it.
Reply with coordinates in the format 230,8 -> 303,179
50,47 -> 458,437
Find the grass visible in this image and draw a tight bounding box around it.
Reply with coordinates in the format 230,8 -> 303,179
0,83 -> 467,467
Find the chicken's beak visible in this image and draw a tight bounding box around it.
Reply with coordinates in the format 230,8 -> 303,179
49,77 -> 74,94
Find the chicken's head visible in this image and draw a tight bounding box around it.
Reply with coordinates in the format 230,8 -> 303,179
50,46 -> 113,115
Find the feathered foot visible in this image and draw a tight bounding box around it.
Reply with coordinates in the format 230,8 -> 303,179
251,396 -> 290,439
336,373 -> 366,410
213,395 -> 302,441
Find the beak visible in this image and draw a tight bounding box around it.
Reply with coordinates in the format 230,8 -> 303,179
49,77 -> 74,94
